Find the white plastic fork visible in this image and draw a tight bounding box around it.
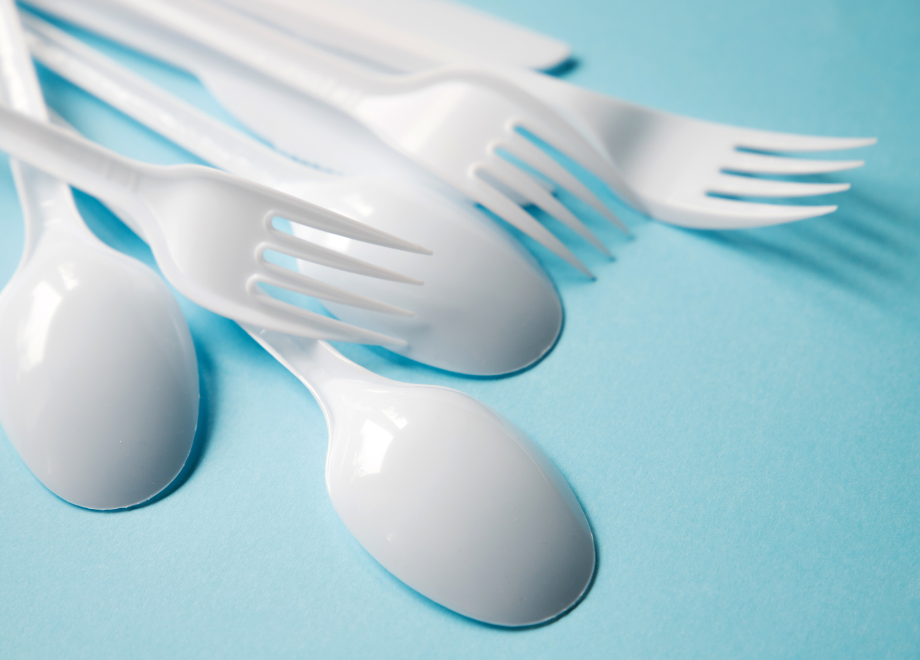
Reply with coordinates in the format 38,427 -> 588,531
215,0 -> 877,229
0,104 -> 431,345
26,0 -> 638,277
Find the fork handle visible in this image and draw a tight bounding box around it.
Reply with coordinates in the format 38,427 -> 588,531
0,104 -> 147,213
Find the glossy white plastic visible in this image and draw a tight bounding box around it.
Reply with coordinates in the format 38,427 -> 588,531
0,0 -> 198,510
23,17 -> 563,375
292,181 -> 562,374
224,0 -> 878,228
0,104 -> 432,346
30,0 -> 633,277
12,4 -> 595,619
247,327 -> 596,626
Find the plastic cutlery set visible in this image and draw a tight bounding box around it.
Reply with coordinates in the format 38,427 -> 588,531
215,0 -> 875,228
0,0 -> 874,627
21,15 -> 563,375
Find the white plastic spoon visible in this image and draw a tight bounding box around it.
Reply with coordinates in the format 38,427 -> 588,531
0,0 -> 198,510
24,16 -> 563,375
247,326 -> 596,627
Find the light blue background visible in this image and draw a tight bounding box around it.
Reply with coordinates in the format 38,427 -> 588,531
1,0 -> 918,657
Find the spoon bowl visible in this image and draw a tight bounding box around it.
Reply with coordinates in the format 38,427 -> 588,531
251,328 -> 595,626
0,177 -> 199,509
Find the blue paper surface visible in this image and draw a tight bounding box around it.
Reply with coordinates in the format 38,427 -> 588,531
1,0 -> 918,657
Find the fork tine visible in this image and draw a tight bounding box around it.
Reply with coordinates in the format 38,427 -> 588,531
473,71 -> 646,209
500,133 -> 629,233
469,174 -> 595,278
709,174 -> 850,198
502,139 -> 629,234
482,158 -> 612,257
249,291 -> 407,347
666,196 -> 838,228
256,262 -> 415,317
724,152 -> 865,175
265,231 -> 423,285
734,130 -> 877,153
266,194 -> 432,255
516,117 -> 649,214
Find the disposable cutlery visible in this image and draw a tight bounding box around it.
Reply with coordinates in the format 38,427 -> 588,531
219,0 -> 876,228
24,15 -> 564,375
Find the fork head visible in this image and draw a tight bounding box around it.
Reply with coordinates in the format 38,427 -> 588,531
590,101 -> 875,229
352,72 -> 633,277
136,165 -> 429,345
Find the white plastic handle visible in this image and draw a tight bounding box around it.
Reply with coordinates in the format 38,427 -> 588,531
0,0 -> 87,269
0,104 -> 146,212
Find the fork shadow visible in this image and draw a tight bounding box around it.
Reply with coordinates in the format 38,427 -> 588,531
685,184 -> 920,313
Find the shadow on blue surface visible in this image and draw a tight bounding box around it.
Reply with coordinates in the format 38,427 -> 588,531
692,184 -> 920,318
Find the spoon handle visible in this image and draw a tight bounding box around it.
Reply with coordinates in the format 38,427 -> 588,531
242,324 -> 393,430
242,324 -> 391,405
0,0 -> 46,118
0,104 -> 149,214
0,0 -> 93,267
